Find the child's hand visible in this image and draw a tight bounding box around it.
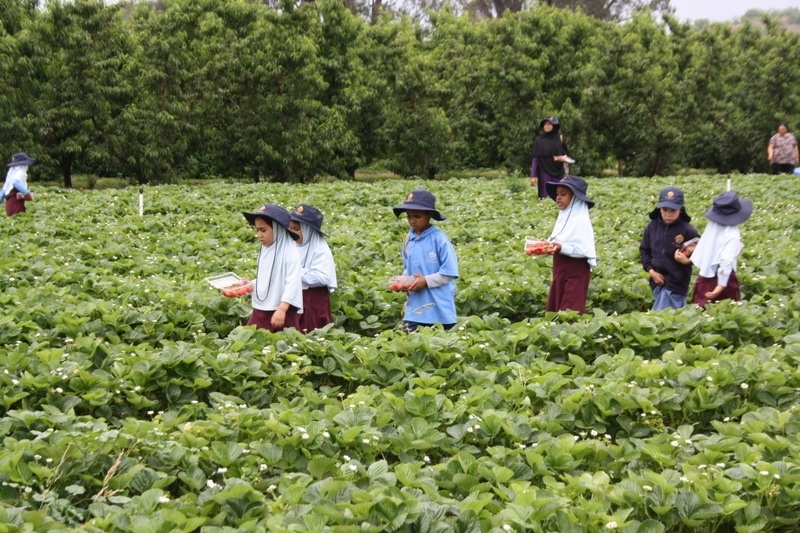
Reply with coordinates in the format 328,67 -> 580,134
648,269 -> 665,286
271,308 -> 286,329
704,285 -> 724,300
674,249 -> 692,265
529,177 -> 538,187
548,242 -> 561,255
407,274 -> 428,292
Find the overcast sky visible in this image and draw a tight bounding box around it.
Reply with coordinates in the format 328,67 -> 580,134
669,0 -> 800,22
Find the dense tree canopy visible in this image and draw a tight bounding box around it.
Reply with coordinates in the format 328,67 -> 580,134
0,0 -> 798,185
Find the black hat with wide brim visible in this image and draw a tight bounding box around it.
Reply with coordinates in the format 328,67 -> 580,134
539,116 -> 560,129
393,189 -> 446,221
242,204 -> 300,241
545,175 -> 595,209
6,152 -> 35,167
703,191 -> 752,226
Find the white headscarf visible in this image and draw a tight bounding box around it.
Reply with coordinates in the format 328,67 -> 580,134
2,166 -> 28,197
691,220 -> 742,283
296,221 -> 338,291
549,197 -> 598,269
251,224 -> 303,312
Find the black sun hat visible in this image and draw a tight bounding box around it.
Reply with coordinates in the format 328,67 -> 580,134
393,190 -> 446,221
6,152 -> 35,167
545,175 -> 595,209
242,204 -> 300,241
539,116 -> 560,129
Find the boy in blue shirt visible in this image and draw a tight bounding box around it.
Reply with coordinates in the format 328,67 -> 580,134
393,190 -> 459,332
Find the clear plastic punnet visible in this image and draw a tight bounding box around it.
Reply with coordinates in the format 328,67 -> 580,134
524,236 -> 554,255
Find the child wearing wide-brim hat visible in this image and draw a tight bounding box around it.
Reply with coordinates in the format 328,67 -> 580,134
392,189 -> 459,333
289,204 -> 338,332
689,191 -> 753,308
542,175 -> 597,314
2,152 -> 36,216
640,186 -> 700,310
238,203 -> 303,332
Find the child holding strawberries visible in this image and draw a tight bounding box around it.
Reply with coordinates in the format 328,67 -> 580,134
544,175 -> 597,314
238,203 -> 303,332
392,189 -> 459,332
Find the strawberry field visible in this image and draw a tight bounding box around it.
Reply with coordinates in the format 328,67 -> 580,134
1,175 -> 800,532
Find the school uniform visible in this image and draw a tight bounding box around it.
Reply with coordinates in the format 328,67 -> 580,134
690,192 -> 752,308
295,225 -> 337,332
242,204 -> 303,332
393,190 -> 459,331
640,196 -> 700,310
2,153 -> 34,216
402,225 -> 459,327
545,176 -> 597,315
6,189 -> 32,216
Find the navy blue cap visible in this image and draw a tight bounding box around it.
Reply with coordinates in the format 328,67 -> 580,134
656,187 -> 685,210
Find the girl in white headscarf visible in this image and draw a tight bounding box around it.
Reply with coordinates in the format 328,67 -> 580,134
682,191 -> 752,308
289,204 -> 338,332
2,153 -> 35,216
240,204 -> 303,332
544,176 -> 597,314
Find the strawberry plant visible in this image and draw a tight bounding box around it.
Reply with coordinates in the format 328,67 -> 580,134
1,175 -> 800,531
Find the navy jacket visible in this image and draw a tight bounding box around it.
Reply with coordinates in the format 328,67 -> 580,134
639,210 -> 699,296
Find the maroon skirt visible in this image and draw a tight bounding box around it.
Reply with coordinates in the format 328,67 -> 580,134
6,188 -> 31,216
299,286 -> 333,332
247,306 -> 300,332
547,253 -> 591,314
691,272 -> 740,308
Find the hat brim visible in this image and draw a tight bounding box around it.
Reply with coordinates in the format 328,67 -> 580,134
393,205 -> 446,221
243,212 -> 300,241
703,198 -> 753,226
289,214 -> 329,237
545,181 -> 595,209
7,158 -> 35,167
656,200 -> 684,210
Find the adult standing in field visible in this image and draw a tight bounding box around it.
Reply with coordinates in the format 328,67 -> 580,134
1,153 -> 36,216
530,116 -> 571,199
767,123 -> 799,174
686,191 -> 752,308
289,204 -> 338,332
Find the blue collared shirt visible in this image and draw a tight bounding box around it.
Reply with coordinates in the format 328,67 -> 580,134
402,225 -> 459,325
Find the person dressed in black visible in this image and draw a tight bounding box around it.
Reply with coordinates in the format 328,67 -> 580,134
530,116 -> 570,199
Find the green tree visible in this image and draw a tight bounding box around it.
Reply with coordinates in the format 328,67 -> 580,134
429,7 -> 605,175
549,0 -> 672,21
15,0 -> 134,187
381,19 -> 455,179
582,13 -> 681,176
